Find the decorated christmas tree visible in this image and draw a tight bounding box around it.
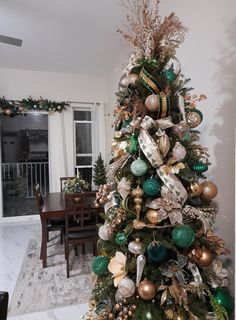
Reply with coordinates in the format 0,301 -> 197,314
86,1 -> 234,319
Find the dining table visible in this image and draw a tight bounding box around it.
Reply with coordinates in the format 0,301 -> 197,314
41,191 -> 97,268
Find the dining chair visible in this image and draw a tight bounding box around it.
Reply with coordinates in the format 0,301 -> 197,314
60,177 -> 74,192
64,192 -> 100,278
33,184 -> 65,259
0,291 -> 8,320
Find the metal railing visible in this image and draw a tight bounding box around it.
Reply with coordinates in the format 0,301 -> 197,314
2,162 -> 49,198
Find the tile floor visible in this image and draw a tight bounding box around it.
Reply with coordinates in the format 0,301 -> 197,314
0,219 -> 89,320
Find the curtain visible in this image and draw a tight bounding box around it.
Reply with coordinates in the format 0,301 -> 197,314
48,108 -> 74,192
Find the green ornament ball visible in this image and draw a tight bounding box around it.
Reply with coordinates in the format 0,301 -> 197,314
116,232 -> 127,245
172,225 -> 195,248
191,162 -> 208,173
92,256 -> 109,276
213,288 -> 234,314
127,134 -> 139,154
164,69 -> 177,84
130,158 -> 148,177
147,242 -> 167,263
143,178 -> 161,197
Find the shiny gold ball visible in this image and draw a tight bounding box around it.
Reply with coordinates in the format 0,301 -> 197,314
132,186 -> 144,198
145,94 -> 160,112
146,209 -> 160,225
108,313 -> 115,319
201,181 -> 218,201
186,111 -> 202,128
131,304 -> 137,311
128,310 -> 133,317
138,279 -> 156,301
94,202 -> 100,208
114,303 -> 122,311
189,181 -> 203,197
190,246 -> 213,268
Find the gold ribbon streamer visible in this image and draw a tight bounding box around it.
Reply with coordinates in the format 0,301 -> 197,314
138,116 -> 163,168
157,165 -> 188,205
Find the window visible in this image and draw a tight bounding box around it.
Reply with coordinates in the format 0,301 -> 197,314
74,109 -> 93,184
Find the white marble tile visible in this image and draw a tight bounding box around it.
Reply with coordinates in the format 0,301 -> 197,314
0,220 -> 89,320
8,303 -> 89,320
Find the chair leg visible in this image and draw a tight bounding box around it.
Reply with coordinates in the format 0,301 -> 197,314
60,230 -> 63,245
74,244 -> 78,256
93,241 -> 97,256
82,244 -> 85,255
65,239 -> 70,278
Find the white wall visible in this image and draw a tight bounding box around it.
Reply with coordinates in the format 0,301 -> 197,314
0,68 -> 108,102
107,0 -> 236,292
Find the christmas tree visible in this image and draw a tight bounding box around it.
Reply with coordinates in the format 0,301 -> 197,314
87,1 -> 233,319
93,153 -> 107,187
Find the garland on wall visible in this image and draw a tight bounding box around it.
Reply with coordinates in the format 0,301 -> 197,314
0,96 -> 69,117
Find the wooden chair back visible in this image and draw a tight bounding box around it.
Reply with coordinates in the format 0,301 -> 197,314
60,177 -> 75,192
65,192 -> 99,232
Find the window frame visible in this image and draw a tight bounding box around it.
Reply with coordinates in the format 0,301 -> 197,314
73,108 -> 93,172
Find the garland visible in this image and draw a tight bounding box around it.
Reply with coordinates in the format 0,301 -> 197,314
0,96 -> 69,117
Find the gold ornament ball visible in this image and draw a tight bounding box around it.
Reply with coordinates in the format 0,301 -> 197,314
189,181 -> 203,197
186,111 -> 202,128
146,209 -> 160,225
132,186 -> 144,198
138,279 -> 156,301
131,304 -> 137,311
190,247 -> 213,268
144,94 -> 160,112
201,181 -> 218,200
115,303 -> 122,311
128,310 -> 133,317
108,313 -> 115,319
94,202 -> 100,208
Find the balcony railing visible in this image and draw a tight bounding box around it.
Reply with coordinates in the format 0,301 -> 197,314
2,162 -> 49,198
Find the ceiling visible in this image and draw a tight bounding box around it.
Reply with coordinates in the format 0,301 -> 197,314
0,0 -> 128,75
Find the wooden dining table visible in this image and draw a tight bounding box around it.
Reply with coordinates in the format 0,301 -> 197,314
41,191 -> 97,268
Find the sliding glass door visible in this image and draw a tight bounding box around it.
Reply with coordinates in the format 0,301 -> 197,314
0,113 -> 49,217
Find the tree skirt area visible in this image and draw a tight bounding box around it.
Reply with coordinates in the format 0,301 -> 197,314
9,232 -> 93,316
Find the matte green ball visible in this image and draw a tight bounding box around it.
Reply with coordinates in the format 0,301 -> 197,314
213,288 -> 234,314
130,158 -> 148,177
143,178 -> 161,197
172,225 -> 195,248
164,69 -> 177,84
191,162 -> 208,173
92,256 -> 109,276
147,242 -> 167,263
116,232 -> 127,245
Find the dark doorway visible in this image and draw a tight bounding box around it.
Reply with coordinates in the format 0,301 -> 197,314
1,113 -> 49,217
